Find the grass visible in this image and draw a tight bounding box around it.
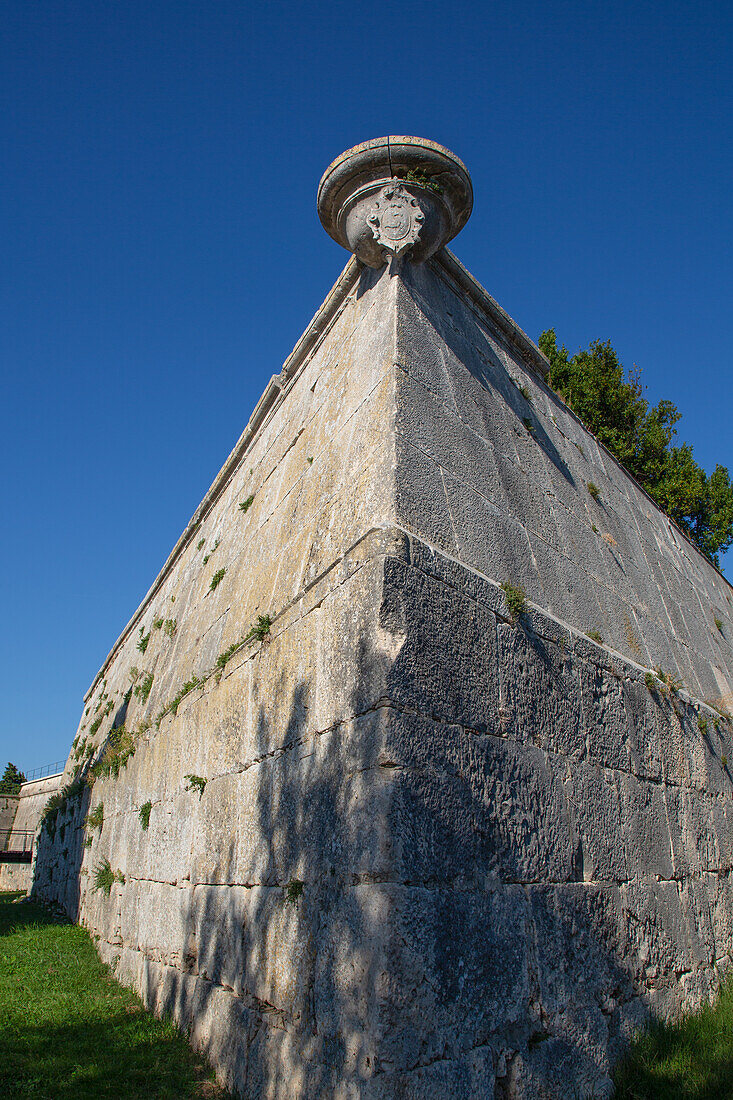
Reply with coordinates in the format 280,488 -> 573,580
614,978 -> 733,1099
0,891 -> 228,1099
587,481 -> 600,500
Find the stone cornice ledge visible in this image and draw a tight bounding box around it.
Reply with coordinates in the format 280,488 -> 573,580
434,248 -> 551,379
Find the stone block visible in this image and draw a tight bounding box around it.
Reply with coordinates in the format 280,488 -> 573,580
616,774 -> 674,881
497,622 -> 582,758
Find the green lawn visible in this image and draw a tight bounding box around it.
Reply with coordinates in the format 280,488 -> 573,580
614,980 -> 733,1099
6,886 -> 733,1099
0,890 -> 230,1099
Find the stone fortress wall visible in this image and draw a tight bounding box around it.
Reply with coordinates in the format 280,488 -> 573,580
31,138 -> 733,1098
0,773 -> 63,890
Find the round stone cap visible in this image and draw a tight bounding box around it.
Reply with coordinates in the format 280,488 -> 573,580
317,136 -> 473,268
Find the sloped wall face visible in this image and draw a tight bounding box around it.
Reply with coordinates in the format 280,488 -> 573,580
367,534 -> 733,1098
394,260 -> 733,708
31,264 -> 406,1096
379,259 -> 733,1096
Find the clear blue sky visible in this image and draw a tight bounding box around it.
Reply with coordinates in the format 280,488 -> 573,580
2,0 -> 731,772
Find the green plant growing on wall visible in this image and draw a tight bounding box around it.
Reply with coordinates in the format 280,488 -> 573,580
586,630 -> 604,644
163,619 -> 177,638
522,417 -> 535,434
251,614 -> 273,641
215,614 -> 273,679
502,581 -> 527,623
722,755 -> 729,769
153,618 -> 164,630
645,671 -> 658,692
402,167 -> 443,194
655,668 -> 683,695
307,456 -> 314,465
197,538 -> 205,551
93,859 -> 115,895
587,482 -> 599,500
90,726 -> 136,780
134,672 -> 154,704
239,495 -> 254,514
285,879 -> 304,906
698,716 -> 709,735
715,617 -> 724,633
40,793 -> 63,837
165,674 -> 201,720
86,802 -> 104,831
138,801 -> 152,830
210,568 -> 226,592
203,538 -> 220,563
137,628 -> 150,654
184,774 -> 207,798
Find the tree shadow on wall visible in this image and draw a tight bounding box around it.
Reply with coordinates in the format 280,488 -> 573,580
31,558 -> 733,1099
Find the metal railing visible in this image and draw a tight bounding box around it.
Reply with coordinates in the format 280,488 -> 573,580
0,829 -> 34,861
23,761 -> 65,782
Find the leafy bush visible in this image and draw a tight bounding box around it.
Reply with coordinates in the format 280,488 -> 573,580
0,762 -> 26,795
540,329 -> 733,565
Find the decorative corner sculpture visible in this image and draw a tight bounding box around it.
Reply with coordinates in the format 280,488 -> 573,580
317,136 -> 473,269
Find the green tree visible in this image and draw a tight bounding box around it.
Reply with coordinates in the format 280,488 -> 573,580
539,329 -> 733,566
0,762 -> 26,795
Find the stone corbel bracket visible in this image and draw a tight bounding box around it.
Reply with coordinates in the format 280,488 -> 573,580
317,135 -> 473,268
